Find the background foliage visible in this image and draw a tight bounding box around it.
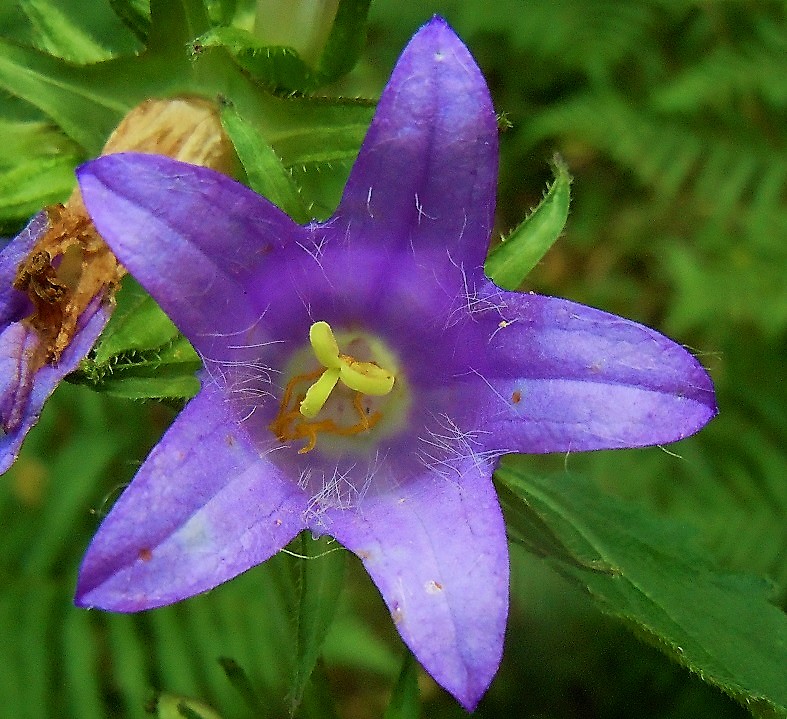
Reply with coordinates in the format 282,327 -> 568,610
0,1 -> 785,717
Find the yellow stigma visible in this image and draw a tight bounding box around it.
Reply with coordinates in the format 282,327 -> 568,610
270,321 -> 397,453
299,321 -> 395,418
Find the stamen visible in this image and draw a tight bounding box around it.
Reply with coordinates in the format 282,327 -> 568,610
301,320 -> 395,416
269,321 -> 398,453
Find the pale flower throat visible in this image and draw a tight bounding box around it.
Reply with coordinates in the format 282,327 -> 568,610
270,321 -> 400,454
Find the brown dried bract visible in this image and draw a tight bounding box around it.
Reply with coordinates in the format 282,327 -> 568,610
13,201 -> 123,364
11,96 -> 236,368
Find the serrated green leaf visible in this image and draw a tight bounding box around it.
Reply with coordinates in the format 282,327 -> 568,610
485,157 -> 571,290
75,278 -> 202,400
84,334 -> 201,400
290,535 -> 346,715
200,0 -> 369,93
193,26 -> 316,92
495,463 -> 787,718
92,278 -> 182,364
383,652 -> 420,719
20,0 -> 115,64
315,0 -> 371,83
220,101 -> 311,222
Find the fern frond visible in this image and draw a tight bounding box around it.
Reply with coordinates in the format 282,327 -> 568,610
652,43 -> 787,112
456,0 -> 658,80
523,93 -> 785,219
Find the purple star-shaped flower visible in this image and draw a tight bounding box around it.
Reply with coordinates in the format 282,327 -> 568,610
74,18 -> 716,710
0,213 -> 110,474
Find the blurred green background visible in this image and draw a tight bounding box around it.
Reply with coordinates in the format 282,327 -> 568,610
1,1 -> 785,717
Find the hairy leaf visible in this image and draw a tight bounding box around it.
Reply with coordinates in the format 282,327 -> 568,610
496,463 -> 787,718
485,156 -> 571,289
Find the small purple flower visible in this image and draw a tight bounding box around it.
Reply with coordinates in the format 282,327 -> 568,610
74,18 -> 716,710
0,212 -> 110,474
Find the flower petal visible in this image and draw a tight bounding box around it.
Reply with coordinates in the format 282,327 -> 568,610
75,380 -> 308,611
460,289 -> 717,452
337,17 -> 497,269
318,457 -> 508,711
0,212 -> 48,324
76,153 -> 306,358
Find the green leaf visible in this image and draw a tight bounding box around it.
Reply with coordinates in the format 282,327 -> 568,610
91,278 -> 181,364
193,26 -> 316,93
196,0 -> 370,93
220,101 -> 311,222
201,0 -> 237,27
0,36 -> 131,151
290,535 -> 346,715
383,652 -> 420,719
77,335 -> 202,401
19,0 -> 115,64
315,0 -> 372,84
495,462 -> 787,718
270,106 -> 371,170
484,156 -> 571,290
73,278 -> 201,401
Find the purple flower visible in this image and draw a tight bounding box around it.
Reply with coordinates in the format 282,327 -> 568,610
0,211 -> 111,474
74,18 -> 716,710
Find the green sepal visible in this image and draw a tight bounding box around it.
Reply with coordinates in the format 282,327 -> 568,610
192,26 -> 317,93
383,652 -> 420,719
495,461 -> 787,718
219,101 -> 311,222
485,156 -> 572,290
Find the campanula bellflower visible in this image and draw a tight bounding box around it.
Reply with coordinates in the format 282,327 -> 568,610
74,18 -> 716,709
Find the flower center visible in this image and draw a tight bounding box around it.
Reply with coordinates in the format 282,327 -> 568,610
269,321 -> 400,454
